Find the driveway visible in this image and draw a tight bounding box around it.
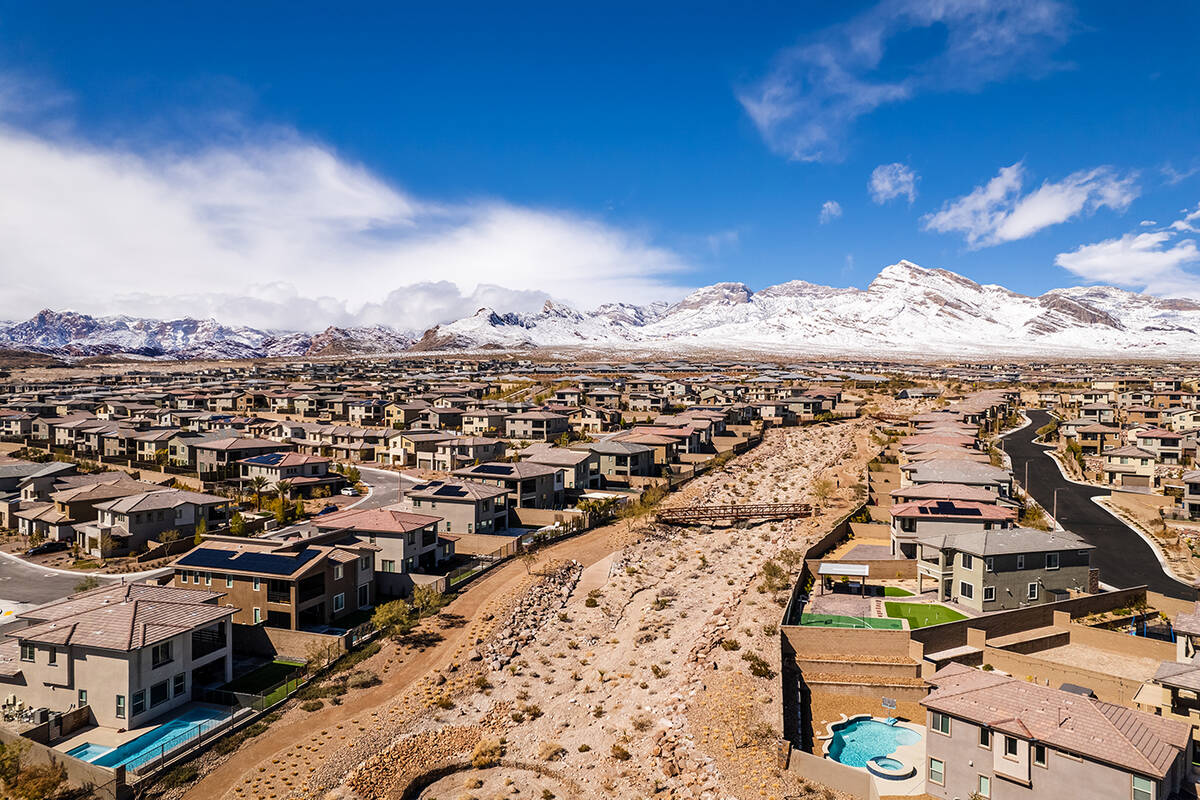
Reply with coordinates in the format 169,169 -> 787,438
1003,409 -> 1196,601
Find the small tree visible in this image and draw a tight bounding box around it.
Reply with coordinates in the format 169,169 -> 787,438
294,498 -> 306,519
274,480 -> 293,501
98,532 -> 115,561
159,528 -> 180,543
250,475 -> 269,510
154,447 -> 169,467
194,516 -> 207,545
371,599 -> 414,635
811,477 -> 835,508
228,513 -> 246,536
345,466 -> 361,485
411,584 -> 442,616
11,761 -> 65,800
274,498 -> 291,525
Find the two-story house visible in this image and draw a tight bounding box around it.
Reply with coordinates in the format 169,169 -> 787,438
403,480 -> 509,534
889,499 -> 1016,559
451,462 -> 561,509
173,533 -> 375,629
0,583 -> 235,729
312,504 -> 451,597
923,663 -> 1189,800
915,527 -> 1094,611
237,452 -> 343,497
77,488 -> 231,556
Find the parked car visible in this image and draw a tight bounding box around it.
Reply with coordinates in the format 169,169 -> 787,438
316,504 -> 339,515
340,487 -> 360,496
25,541 -> 69,556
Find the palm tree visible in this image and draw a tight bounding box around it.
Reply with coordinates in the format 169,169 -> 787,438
274,480 -> 293,502
250,476 -> 269,510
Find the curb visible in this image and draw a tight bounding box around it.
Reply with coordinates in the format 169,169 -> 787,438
0,548 -> 170,581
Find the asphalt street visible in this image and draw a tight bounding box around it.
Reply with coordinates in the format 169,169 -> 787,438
1003,410 -> 1196,601
354,466 -> 420,510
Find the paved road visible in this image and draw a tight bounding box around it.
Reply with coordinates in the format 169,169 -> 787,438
1003,410 -> 1196,600
353,466 -> 420,510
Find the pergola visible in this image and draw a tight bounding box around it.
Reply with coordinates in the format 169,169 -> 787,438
817,562 -> 870,595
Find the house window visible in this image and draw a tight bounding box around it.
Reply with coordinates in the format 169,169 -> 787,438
983,586 -> 996,602
173,673 -> 186,697
985,557 -> 994,572
962,554 -> 973,569
928,757 -> 944,786
930,711 -> 951,735
1046,552 -> 1060,570
381,559 -> 395,573
1016,554 -> 1025,569
333,593 -> 345,612
1004,736 -> 1019,758
978,775 -> 991,798
204,572 -> 212,586
979,727 -> 992,749
253,577 -> 261,591
116,695 -> 126,720
78,689 -> 87,707
358,584 -> 369,608
359,556 -> 370,571
253,607 -> 262,624
132,690 -> 145,716
1132,776 -> 1154,800
226,574 -> 233,588
47,648 -> 56,666
1033,744 -> 1047,766
151,642 -> 173,668
959,582 -> 974,600
1028,583 -> 1039,601
19,644 -> 33,662
334,565 -> 343,580
149,680 -> 169,708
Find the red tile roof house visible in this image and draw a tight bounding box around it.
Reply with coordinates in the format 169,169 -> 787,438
889,499 -> 1017,559
0,583 -> 235,729
922,663 -> 1190,800
236,452 -> 344,497
311,504 -> 453,598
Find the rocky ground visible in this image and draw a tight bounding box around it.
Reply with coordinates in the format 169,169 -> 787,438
333,418 -> 879,800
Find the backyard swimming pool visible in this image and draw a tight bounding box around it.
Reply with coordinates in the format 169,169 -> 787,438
825,717 -> 921,769
67,705 -> 231,771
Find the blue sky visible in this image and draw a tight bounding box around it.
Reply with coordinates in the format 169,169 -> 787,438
0,1 -> 1198,329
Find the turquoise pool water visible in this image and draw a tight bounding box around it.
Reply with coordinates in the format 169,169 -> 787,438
872,756 -> 904,769
65,742 -> 113,762
68,705 -> 230,771
827,718 -> 921,768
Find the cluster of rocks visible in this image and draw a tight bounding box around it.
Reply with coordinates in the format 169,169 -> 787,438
474,561 -> 582,672
651,726 -> 720,797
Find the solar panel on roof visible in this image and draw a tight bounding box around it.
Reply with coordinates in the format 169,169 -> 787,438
474,464 -> 513,475
433,486 -> 466,497
177,547 -> 320,576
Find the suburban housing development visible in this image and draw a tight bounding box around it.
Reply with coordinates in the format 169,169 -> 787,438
0,357 -> 1198,800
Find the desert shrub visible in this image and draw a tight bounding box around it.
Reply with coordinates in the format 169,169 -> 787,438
720,638 -> 741,651
741,651 -> 775,679
472,739 -> 503,768
300,699 -> 324,712
538,741 -> 566,761
610,744 -> 631,761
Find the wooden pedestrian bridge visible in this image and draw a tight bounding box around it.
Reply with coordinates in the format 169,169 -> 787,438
655,502 -> 814,526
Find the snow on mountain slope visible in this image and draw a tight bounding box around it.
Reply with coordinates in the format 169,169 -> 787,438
9,261 -> 1200,359
412,260 -> 1200,355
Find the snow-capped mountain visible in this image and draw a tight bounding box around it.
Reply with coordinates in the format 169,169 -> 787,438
8,262 -> 1200,359
0,310 -> 415,360
411,261 -> 1200,355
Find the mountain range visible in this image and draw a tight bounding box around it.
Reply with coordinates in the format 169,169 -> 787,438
5,261 -> 1200,360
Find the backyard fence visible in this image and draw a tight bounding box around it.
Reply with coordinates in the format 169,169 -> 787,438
125,704 -> 244,776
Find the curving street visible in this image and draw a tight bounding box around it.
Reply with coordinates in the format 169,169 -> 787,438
1003,409 -> 1196,601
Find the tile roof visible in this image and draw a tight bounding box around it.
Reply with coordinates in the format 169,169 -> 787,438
924,663 -> 1188,778
314,504 -> 441,533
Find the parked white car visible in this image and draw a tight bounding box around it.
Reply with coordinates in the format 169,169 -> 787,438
340,487 -> 360,496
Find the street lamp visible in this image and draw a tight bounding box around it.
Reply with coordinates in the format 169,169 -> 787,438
1052,487 -> 1064,523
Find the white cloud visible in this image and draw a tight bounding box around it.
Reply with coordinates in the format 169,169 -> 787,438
921,162 -> 1139,248
1140,220 -> 1157,226
1169,204 -> 1200,233
1055,231 -> 1200,295
738,0 -> 1071,162
819,200 -> 843,224
0,123 -> 693,330
868,163 -> 918,204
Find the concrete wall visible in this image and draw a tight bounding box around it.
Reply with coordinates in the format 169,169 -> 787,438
782,626 -> 912,660
0,725 -> 125,799
981,647 -> 1145,705
231,623 -> 346,661
909,586 -> 1147,655
783,746 -> 879,800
